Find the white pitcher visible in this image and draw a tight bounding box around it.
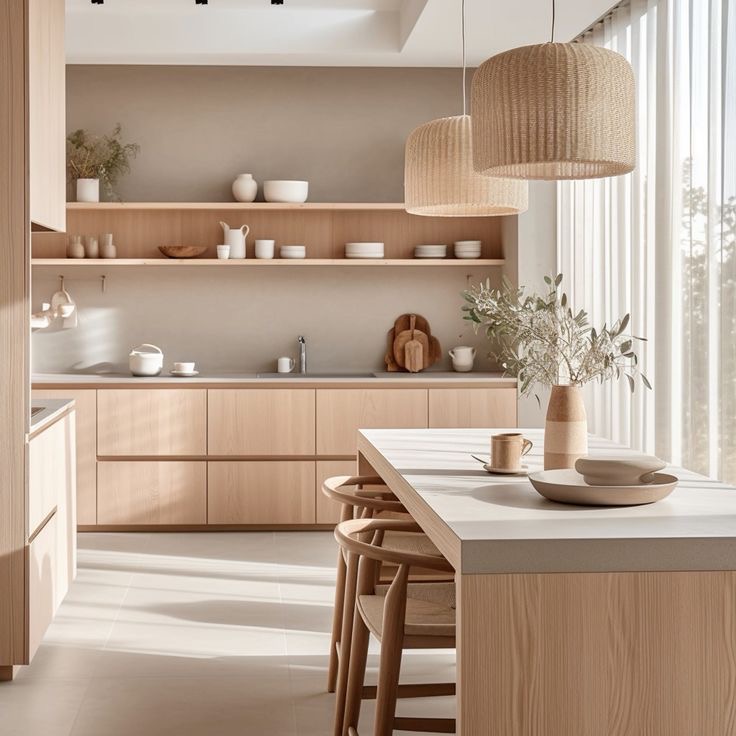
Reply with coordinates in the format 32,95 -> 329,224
449,345 -> 476,372
220,221 -> 250,259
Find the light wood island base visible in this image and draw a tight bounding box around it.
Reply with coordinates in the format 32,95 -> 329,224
458,571 -> 736,736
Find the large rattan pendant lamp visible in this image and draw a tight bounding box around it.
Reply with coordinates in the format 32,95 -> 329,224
471,0 -> 636,180
404,0 -> 528,216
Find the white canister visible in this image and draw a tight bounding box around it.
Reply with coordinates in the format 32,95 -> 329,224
129,344 -> 164,376
232,173 -> 258,203
449,346 -> 476,372
255,239 -> 275,259
76,178 -> 100,203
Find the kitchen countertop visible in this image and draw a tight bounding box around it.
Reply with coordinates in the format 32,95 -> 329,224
358,427 -> 736,574
32,371 -> 517,388
30,398 -> 75,435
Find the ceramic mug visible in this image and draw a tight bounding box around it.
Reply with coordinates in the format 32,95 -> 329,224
217,245 -> 231,260
255,239 -> 275,259
277,357 -> 295,374
449,345 -> 476,372
173,362 -> 195,373
491,432 -> 533,471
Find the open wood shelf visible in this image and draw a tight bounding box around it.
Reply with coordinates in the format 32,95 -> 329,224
66,202 -> 407,211
32,258 -> 505,267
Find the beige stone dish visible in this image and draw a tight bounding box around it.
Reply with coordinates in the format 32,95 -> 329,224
528,469 -> 678,506
575,454 -> 667,486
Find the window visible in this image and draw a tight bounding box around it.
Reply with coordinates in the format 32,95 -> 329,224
557,0 -> 736,481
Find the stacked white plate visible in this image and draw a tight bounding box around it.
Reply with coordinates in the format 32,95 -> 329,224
345,242 -> 384,259
414,244 -> 447,259
454,240 -> 482,259
280,245 -> 306,259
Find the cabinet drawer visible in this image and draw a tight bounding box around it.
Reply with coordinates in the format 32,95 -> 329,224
27,513 -> 59,661
316,389 -> 428,456
208,389 -> 315,456
316,460 -> 357,524
208,461 -> 315,524
97,461 -> 206,525
428,388 -> 517,428
98,389 -> 206,456
33,389 -> 96,525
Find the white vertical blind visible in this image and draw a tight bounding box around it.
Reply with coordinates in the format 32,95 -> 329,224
558,0 -> 736,482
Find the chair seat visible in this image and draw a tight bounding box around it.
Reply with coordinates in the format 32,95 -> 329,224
358,582 -> 456,639
383,531 -> 442,557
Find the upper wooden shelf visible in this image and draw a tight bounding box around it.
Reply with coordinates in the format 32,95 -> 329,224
32,258 -> 505,268
66,202 -> 409,211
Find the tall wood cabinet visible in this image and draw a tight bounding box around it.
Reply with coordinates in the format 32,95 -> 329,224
29,0 -> 65,232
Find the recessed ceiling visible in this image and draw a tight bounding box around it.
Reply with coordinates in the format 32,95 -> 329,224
66,0 -> 616,66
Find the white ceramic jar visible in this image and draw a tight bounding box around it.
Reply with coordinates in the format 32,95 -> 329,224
449,345 -> 476,372
129,344 -> 164,376
76,178 -> 100,203
232,173 -> 258,203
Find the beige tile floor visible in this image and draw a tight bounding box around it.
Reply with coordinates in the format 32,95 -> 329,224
0,532 -> 455,735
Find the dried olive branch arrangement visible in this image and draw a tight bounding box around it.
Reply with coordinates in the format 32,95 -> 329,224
462,274 -> 651,401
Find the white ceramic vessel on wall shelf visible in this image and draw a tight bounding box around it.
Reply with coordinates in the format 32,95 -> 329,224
76,178 -> 99,203
220,221 -> 250,259
264,180 -> 308,203
232,173 -> 258,203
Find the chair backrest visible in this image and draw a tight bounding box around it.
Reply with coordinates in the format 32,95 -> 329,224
322,475 -> 406,515
334,518 -> 454,574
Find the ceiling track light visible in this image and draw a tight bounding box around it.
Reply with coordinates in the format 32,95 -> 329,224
91,0 -> 103,4
196,0 -> 208,4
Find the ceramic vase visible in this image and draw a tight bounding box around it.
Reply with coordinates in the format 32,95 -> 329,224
544,385 -> 588,470
232,174 -> 258,203
76,178 -> 99,203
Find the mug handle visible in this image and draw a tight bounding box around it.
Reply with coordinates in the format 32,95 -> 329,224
521,439 -> 533,456
288,358 -> 295,370
448,349 -> 455,358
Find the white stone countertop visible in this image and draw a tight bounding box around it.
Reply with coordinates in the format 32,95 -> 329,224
358,427 -> 736,574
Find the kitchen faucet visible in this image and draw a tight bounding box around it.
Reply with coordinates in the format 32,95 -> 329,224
298,336 -> 307,374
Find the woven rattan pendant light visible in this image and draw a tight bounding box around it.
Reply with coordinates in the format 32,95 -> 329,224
404,0 -> 528,216
471,0 -> 635,180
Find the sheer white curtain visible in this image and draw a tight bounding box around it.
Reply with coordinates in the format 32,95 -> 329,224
557,0 -> 736,482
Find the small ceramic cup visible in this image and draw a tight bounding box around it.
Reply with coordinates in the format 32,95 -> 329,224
277,357 -> 295,373
217,245 -> 231,260
100,243 -> 117,259
491,432 -> 533,471
85,236 -> 99,259
173,362 -> 195,373
255,239 -> 275,259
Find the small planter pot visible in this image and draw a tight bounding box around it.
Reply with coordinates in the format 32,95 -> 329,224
76,178 -> 100,203
544,384 -> 588,470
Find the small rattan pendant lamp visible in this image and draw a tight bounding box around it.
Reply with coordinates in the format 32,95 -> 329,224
471,0 -> 635,180
404,0 -> 528,216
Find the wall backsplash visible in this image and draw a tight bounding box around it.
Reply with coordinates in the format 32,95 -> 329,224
32,267 -> 499,374
33,65 -> 511,375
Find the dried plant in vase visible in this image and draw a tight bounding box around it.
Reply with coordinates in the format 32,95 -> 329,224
462,274 -> 650,469
66,124 -> 140,202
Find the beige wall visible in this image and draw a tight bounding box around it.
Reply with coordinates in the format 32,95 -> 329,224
65,65 -> 471,202
33,65 -> 514,374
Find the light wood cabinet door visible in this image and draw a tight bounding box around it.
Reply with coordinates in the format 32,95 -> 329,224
27,513 -> 59,662
316,389 -> 428,456
316,460 -> 357,524
29,0 -> 65,232
98,389 -> 207,457
208,389 -> 315,456
208,461 -> 315,524
428,388 -> 517,428
97,461 -> 206,525
33,389 -> 96,525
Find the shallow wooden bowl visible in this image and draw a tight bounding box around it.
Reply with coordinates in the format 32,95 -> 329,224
158,245 -> 207,259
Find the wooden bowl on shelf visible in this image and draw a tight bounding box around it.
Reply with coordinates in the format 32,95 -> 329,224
158,245 -> 207,259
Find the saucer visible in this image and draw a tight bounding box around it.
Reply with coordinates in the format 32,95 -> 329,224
169,370 -> 199,377
484,464 -> 529,476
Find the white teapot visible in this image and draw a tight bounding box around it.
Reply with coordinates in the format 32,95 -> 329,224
220,221 -> 250,259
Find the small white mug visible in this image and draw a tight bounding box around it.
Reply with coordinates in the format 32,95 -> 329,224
277,357 -> 295,373
449,345 -> 476,372
174,362 -> 195,373
255,239 -> 275,259
217,245 -> 231,260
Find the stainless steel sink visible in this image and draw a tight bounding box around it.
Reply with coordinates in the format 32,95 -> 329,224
256,372 -> 375,379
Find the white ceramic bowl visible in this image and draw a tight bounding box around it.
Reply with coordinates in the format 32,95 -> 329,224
280,245 -> 306,259
264,180 -> 309,203
454,240 -> 482,248
345,242 -> 385,258
173,362 -> 195,373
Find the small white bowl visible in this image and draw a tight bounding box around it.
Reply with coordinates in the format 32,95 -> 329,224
454,240 -> 482,248
264,180 -> 309,203
280,245 -> 306,259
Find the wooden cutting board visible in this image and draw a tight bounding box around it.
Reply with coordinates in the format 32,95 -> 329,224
393,317 -> 429,370
384,313 -> 441,372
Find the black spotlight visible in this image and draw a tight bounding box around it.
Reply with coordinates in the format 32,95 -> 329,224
91,0 -> 103,4
196,0 -> 208,4
272,0 -> 284,4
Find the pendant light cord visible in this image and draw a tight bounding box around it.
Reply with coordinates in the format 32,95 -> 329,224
550,0 -> 556,42
461,0 -> 467,115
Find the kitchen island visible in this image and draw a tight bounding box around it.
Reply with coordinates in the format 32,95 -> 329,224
357,427 -> 736,736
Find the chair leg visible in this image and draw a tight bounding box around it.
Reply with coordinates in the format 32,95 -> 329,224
342,608 -> 371,736
373,565 -> 409,736
328,547 -> 348,693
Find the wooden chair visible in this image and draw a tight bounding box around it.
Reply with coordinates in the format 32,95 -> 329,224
322,476 -> 448,736
335,517 -> 457,736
